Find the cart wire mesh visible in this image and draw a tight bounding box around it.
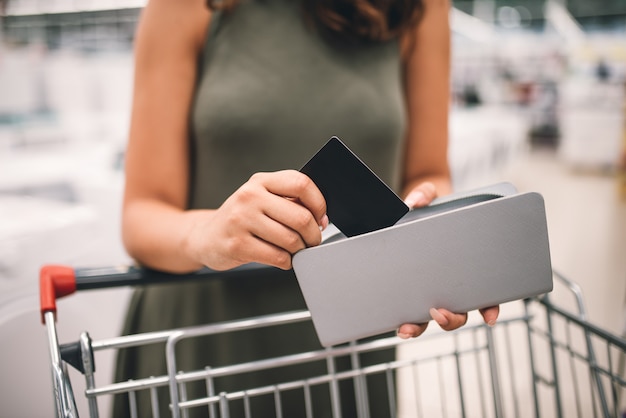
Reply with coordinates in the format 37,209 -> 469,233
41,267 -> 626,418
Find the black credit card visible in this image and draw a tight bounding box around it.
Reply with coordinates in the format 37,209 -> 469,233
300,136 -> 409,237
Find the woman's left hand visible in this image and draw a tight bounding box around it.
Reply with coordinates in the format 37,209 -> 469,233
397,306 -> 500,339
396,182 -> 500,339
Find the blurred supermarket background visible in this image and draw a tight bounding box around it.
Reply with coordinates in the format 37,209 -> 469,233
0,0 -> 625,416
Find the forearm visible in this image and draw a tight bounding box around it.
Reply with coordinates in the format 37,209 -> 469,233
122,199 -> 213,273
400,0 -> 452,201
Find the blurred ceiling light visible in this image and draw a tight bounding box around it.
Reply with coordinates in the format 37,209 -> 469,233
498,6 -> 521,29
497,5 -> 533,29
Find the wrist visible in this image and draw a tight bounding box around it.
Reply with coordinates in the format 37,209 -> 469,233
179,209 -> 214,271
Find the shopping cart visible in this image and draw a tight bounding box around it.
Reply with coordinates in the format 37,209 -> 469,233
40,264 -> 626,418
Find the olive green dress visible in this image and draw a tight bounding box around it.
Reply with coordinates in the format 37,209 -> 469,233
113,0 -> 407,416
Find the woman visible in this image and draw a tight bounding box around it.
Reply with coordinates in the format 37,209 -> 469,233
113,0 -> 499,416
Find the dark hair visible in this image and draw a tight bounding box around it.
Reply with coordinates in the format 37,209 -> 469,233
207,0 -> 424,41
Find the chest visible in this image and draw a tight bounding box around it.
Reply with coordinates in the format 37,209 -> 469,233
187,0 -> 407,208
193,0 -> 405,148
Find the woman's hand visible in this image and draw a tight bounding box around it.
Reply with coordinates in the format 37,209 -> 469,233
397,306 -> 500,339
396,181 -> 500,339
185,170 -> 328,271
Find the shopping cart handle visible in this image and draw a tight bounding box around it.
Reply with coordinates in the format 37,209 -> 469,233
39,262 -> 284,323
40,265 -> 77,323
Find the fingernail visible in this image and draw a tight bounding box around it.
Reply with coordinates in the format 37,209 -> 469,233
319,214 -> 329,230
430,308 -> 449,327
397,331 -> 411,339
487,319 -> 497,327
404,191 -> 425,208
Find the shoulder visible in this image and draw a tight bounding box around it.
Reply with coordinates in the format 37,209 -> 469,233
137,0 -> 212,55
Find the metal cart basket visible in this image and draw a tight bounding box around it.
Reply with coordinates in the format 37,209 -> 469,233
40,264 -> 626,418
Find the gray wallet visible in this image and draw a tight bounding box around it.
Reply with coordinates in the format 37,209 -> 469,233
292,182 -> 553,347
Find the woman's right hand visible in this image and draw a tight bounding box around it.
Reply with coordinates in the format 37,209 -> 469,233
185,170 -> 328,271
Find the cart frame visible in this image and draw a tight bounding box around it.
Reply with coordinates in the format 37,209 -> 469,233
40,265 -> 626,418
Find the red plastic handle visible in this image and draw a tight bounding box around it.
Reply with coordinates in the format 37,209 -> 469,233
40,265 -> 76,323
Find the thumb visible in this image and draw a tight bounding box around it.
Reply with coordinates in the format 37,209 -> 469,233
404,182 -> 437,208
